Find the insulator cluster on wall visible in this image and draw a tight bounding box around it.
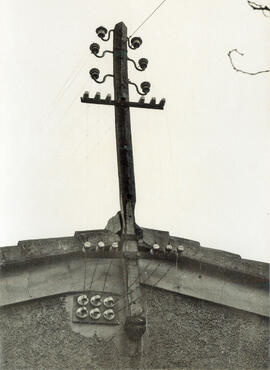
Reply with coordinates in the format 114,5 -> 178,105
73,292 -> 119,325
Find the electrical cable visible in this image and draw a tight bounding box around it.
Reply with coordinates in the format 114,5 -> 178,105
102,260 -> 113,294
114,259 -> 155,305
89,258 -> 99,291
83,252 -> 87,291
116,262 -> 173,314
129,0 -> 167,37
40,52 -> 89,127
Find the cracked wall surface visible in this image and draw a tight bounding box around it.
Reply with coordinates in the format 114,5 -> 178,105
0,287 -> 269,369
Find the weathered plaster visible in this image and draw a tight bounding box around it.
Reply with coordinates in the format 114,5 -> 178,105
0,289 -> 269,369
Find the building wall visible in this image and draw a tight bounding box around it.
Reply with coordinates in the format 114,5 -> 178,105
0,287 -> 269,369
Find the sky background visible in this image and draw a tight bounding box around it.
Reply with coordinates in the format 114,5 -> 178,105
0,0 -> 269,262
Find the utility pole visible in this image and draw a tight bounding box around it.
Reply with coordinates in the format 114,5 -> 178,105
113,22 -> 136,237
81,21 -> 165,341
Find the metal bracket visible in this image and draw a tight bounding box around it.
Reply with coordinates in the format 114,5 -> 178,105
72,291 -> 120,325
81,92 -> 166,110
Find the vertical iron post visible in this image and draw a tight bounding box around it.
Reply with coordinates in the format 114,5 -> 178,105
113,22 -> 136,237
81,21 -> 167,341
113,23 -> 145,342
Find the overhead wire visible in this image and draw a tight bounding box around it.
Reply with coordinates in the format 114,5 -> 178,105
114,259 -> 156,305
30,0 -> 169,164
116,262 -> 173,314
147,260 -> 174,308
40,51 -> 89,127
53,79 -> 90,155
89,258 -> 99,291
48,0 -> 169,158
61,1 -> 169,292
83,251 -> 88,292
129,0 -> 168,37
102,260 -> 113,294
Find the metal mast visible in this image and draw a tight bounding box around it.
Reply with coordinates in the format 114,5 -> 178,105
81,21 -> 165,340
113,22 -> 136,236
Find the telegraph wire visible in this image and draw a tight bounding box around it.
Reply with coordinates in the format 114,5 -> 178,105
129,0 -> 168,37
114,260 -> 157,305
55,79 -> 89,130
115,260 -> 164,312
46,0 -> 169,154
40,52 -> 89,127
70,120 -> 114,158
89,258 -> 99,291
102,260 -> 113,294
83,251 -> 88,292
116,262 -> 173,314
52,79 -> 90,155
147,261 -> 174,307
150,262 -> 174,289
52,53 -> 89,103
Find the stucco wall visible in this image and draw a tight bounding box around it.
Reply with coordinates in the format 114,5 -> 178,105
0,287 -> 269,369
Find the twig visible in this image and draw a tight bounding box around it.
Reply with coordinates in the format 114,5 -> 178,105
247,0 -> 270,16
227,49 -> 269,75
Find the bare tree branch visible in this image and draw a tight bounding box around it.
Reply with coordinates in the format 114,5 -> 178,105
228,2 -> 270,75
247,0 -> 270,16
228,49 -> 270,75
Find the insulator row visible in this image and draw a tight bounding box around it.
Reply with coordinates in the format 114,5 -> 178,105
77,294 -> 115,308
82,91 -> 165,108
82,240 -> 119,253
76,307 -> 115,321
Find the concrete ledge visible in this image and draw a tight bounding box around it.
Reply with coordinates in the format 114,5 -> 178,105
0,230 -> 120,267
140,258 -> 269,317
0,227 -> 268,317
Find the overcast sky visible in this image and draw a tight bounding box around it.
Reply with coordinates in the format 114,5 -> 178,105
1,0 -> 269,262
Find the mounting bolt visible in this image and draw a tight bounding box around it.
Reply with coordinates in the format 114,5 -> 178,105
111,242 -> 118,249
90,308 -> 101,320
84,241 -> 92,249
151,243 -> 160,254
90,294 -> 102,307
177,245 -> 184,253
103,296 -> 115,308
166,244 -> 173,252
98,241 -> 105,249
103,309 -> 115,321
76,306 -> 88,319
77,294 -> 89,306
